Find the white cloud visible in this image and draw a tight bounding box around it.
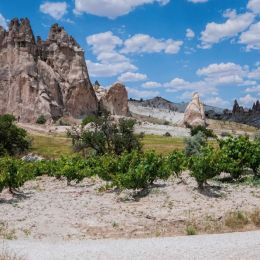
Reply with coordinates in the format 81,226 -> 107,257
187,0 -> 208,3
86,60 -> 137,77
248,67 -> 260,79
127,87 -> 160,99
240,22 -> 260,50
247,0 -> 260,15
142,81 -> 162,88
122,34 -> 183,54
204,97 -> 230,108
239,94 -> 257,107
118,72 -> 147,82
74,0 -> 170,19
86,31 -> 123,54
186,28 -> 195,39
245,85 -> 260,93
197,62 -> 246,77
0,14 -> 8,30
86,31 -> 137,77
40,2 -> 68,20
200,10 -> 255,48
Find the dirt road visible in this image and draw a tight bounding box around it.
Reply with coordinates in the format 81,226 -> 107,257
2,231 -> 260,260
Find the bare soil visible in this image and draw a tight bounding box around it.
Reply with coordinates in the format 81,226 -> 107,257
0,173 -> 259,241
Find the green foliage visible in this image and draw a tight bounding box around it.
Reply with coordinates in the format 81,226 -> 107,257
190,125 -> 216,138
81,114 -> 97,126
0,114 -> 30,156
188,146 -> 222,189
167,150 -> 187,178
114,151 -> 170,189
0,157 -> 34,193
68,114 -> 143,156
254,130 -> 260,142
36,115 -> 46,124
218,136 -> 253,179
248,140 -> 260,176
185,131 -> 207,157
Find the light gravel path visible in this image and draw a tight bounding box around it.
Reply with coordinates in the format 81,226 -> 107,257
2,231 -> 260,260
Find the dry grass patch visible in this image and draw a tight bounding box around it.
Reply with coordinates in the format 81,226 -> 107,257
224,211 -> 249,230
249,209 -> 260,227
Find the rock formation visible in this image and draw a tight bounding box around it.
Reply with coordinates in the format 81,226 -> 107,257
183,93 -> 206,127
0,18 -> 98,123
94,82 -> 130,116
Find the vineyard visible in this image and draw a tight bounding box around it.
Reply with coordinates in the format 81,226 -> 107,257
0,114 -> 260,241
0,117 -> 259,194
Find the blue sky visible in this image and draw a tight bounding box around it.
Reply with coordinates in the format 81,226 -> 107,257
0,0 -> 260,108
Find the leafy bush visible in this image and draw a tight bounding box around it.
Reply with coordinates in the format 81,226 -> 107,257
0,157 -> 34,193
164,132 -> 171,137
190,125 -> 215,138
36,115 -> 46,124
254,130 -> 260,142
167,150 -> 187,178
68,114 -> 143,156
0,114 -> 30,156
185,131 -> 207,157
188,146 -> 222,189
218,136 -> 253,179
114,151 -> 170,190
82,114 -> 97,126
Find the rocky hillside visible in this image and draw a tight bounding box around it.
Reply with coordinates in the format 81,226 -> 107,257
220,100 -> 260,127
0,18 -> 98,123
129,96 -> 224,114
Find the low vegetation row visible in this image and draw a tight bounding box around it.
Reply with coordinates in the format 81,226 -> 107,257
0,114 -> 259,194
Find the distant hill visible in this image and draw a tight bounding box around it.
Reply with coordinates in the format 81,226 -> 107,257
129,96 -> 225,114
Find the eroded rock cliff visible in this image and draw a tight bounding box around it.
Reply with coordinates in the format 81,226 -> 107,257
0,18 -> 98,123
94,82 -> 130,116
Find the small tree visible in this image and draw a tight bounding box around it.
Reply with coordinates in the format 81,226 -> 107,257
0,114 -> 30,156
67,114 -> 143,156
188,146 -> 222,189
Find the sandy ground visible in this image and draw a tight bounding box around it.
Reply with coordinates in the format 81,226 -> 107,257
0,173 -> 259,241
2,231 -> 260,260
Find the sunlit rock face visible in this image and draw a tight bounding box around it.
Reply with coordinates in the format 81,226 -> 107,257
183,92 -> 206,127
0,18 -> 98,123
95,82 -> 130,117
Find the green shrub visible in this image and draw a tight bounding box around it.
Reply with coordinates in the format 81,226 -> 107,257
254,130 -> 260,142
185,131 -> 207,157
82,115 -> 97,126
36,115 -> 46,124
0,157 -> 34,193
0,114 -> 30,156
218,136 -> 253,179
167,150 -> 186,178
190,125 -> 216,138
113,151 -> 170,190
164,132 -> 171,137
188,146 -> 222,189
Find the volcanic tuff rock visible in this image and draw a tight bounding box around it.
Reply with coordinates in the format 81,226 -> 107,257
183,93 -> 206,127
0,18 -> 98,123
95,83 -> 130,116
